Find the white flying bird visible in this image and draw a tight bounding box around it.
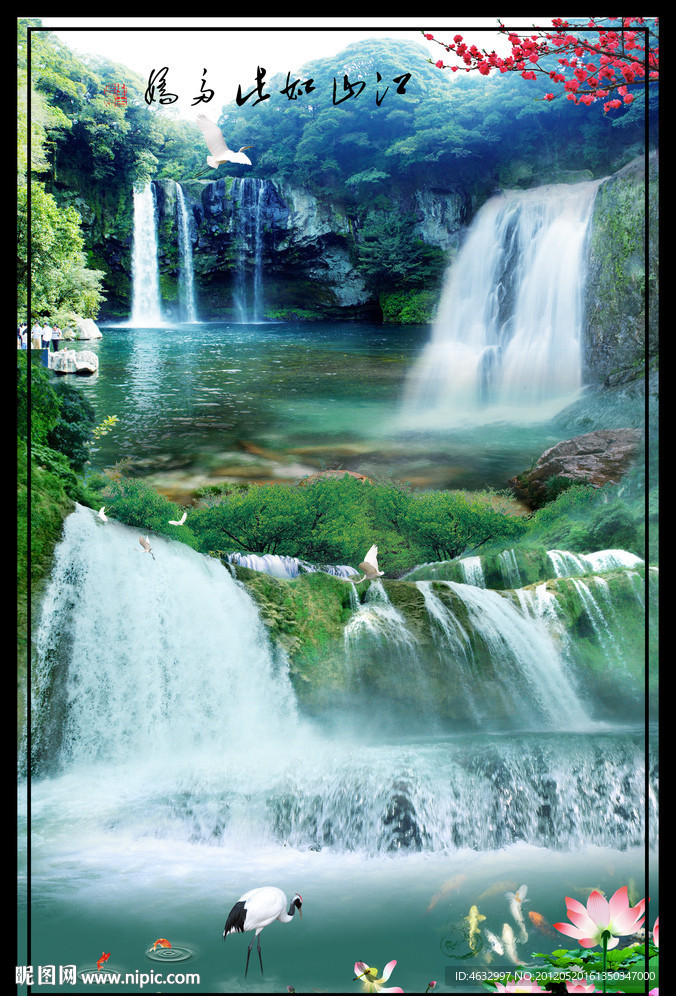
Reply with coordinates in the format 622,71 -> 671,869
168,511 -> 187,526
194,114 -> 253,177
343,544 -> 384,583
97,507 -> 108,523
139,536 -> 155,560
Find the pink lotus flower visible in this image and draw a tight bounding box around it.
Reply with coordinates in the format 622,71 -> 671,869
653,915 -> 659,947
565,982 -> 601,993
493,975 -> 549,992
554,886 -> 645,950
354,961 -> 403,993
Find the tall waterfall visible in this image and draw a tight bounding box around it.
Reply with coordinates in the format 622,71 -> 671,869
233,177 -> 266,322
175,182 -> 197,322
30,506 -> 298,772
130,183 -> 163,326
403,179 -> 602,423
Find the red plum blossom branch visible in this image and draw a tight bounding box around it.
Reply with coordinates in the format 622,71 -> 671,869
423,17 -> 658,112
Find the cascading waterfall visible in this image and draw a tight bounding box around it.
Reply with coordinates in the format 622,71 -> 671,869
499,548 -> 523,588
233,177 -> 266,323
459,555 -> 486,587
226,551 -> 357,579
342,581 -> 441,717
547,548 -> 644,577
25,507 -> 654,859
436,580 -> 592,729
130,183 -> 163,326
175,182 -> 197,322
29,506 -> 299,772
402,179 -> 603,423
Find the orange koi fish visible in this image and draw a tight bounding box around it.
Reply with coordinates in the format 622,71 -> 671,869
528,911 -> 557,937
151,938 -> 172,950
96,952 -> 111,971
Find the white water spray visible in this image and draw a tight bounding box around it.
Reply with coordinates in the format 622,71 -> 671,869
402,179 -> 602,423
31,506 -> 298,769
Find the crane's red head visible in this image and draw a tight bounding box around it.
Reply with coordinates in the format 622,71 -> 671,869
293,893 -> 303,918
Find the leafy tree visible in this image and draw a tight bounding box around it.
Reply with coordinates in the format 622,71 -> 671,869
17,357 -> 60,445
402,490 -> 528,561
46,383 -> 96,472
356,210 -> 446,293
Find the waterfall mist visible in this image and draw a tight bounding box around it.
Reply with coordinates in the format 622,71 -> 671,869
402,179 -> 603,425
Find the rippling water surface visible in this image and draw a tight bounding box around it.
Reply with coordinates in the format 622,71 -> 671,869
69,321 -> 599,496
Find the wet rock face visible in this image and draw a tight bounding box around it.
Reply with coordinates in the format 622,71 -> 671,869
510,428 -> 644,507
583,151 -> 658,385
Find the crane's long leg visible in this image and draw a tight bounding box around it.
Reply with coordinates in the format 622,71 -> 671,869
245,936 -> 254,978
257,933 -> 264,975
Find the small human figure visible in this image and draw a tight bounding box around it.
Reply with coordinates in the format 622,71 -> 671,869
51,326 -> 61,351
31,322 -> 43,349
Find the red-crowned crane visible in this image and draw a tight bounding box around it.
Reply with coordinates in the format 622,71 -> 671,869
223,886 -> 302,977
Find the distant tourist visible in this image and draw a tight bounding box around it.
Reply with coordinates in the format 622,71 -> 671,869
51,326 -> 61,351
41,323 -> 53,350
31,322 -> 43,349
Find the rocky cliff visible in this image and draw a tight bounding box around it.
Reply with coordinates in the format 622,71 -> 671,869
584,150 -> 658,385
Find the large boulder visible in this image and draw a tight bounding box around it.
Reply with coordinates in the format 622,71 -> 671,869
511,428 -> 644,507
49,349 -> 99,376
72,317 -> 102,340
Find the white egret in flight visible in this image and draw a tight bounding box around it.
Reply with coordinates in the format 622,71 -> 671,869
194,114 -> 253,178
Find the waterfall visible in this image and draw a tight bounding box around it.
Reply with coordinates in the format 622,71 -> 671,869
443,580 -> 591,729
342,581 -> 439,715
459,555 -> 486,587
226,551 -> 358,579
175,183 -> 197,322
130,183 -> 163,326
25,507 -> 653,859
547,548 -> 644,578
233,178 -> 266,322
402,179 -> 602,423
29,506 -> 298,772
499,549 -> 523,588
